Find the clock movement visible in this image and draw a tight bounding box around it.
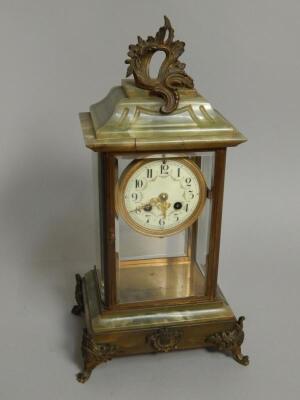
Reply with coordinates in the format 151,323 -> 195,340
72,16 -> 249,383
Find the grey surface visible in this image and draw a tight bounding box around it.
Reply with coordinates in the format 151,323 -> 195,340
0,1 -> 299,399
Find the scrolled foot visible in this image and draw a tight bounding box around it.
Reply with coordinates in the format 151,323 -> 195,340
232,346 -> 249,366
71,305 -> 82,316
205,316 -> 249,366
76,329 -> 118,383
71,274 -> 84,316
76,370 -> 92,383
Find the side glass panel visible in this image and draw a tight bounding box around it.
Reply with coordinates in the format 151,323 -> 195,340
194,153 -> 215,289
93,153 -> 104,301
115,152 -> 214,304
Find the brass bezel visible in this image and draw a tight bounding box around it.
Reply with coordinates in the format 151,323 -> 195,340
115,158 -> 207,237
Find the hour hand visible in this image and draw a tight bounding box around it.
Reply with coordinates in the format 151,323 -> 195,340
129,197 -> 159,213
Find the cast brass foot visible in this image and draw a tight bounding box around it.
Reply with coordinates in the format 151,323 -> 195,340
76,356 -> 102,384
231,344 -> 249,366
71,274 -> 84,316
76,370 -> 92,384
205,316 -> 249,366
77,329 -> 118,383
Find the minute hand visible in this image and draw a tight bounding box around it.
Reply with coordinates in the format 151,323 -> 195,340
158,201 -> 171,218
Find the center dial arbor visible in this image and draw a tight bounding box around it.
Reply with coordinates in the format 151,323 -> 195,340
116,158 -> 207,237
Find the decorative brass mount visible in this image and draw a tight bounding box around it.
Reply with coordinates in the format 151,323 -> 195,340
205,316 -> 249,366
125,16 -> 194,114
147,327 -> 183,352
77,329 -> 118,383
71,272 -> 249,382
71,274 -> 84,316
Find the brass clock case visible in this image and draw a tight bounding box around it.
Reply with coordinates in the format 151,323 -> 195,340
75,16 -> 249,383
115,158 -> 207,237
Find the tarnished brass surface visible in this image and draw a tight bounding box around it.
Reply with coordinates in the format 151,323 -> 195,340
73,270 -> 248,383
83,269 -> 235,334
74,269 -> 248,382
79,80 -> 247,152
125,16 -> 194,114
117,258 -> 206,304
146,327 -> 183,352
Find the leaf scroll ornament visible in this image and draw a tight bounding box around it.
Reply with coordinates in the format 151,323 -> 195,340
125,16 -> 194,114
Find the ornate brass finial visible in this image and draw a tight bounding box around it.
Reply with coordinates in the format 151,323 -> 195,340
125,16 -> 194,114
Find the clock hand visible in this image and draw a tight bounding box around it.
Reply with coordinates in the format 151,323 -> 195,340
160,201 -> 171,218
157,193 -> 171,218
129,194 -> 171,219
129,197 -> 160,213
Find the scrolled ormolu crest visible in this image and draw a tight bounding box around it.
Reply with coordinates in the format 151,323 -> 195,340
125,16 -> 194,114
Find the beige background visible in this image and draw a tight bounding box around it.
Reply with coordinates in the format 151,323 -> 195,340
0,1 -> 299,399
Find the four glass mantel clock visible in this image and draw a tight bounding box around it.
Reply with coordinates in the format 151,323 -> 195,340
72,16 -> 249,383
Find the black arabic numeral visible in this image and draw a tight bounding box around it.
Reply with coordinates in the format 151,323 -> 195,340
185,177 -> 192,186
188,190 -> 195,199
135,179 -> 144,189
160,163 -> 169,175
131,192 -> 138,201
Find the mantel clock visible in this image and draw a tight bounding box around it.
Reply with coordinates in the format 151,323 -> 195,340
72,16 -> 249,383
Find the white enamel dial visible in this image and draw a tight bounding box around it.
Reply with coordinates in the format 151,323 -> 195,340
116,158 -> 207,237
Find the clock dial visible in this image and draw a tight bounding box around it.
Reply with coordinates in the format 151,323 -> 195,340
116,159 -> 207,237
